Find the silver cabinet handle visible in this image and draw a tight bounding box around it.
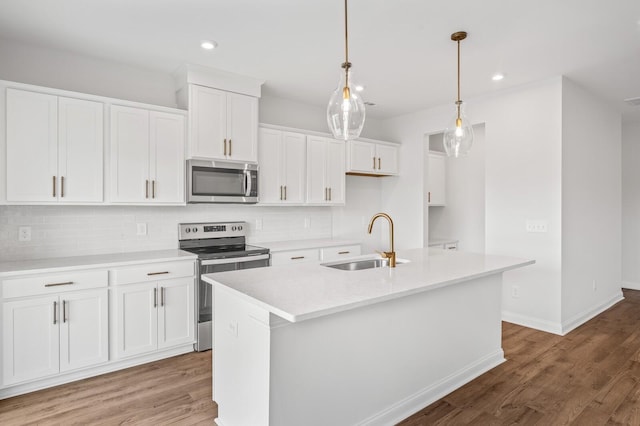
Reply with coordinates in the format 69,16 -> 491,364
152,180 -> 156,199
280,185 -> 283,200
428,192 -> 431,203
378,157 -> 381,170
53,301 -> 58,325
291,256 -> 305,260
145,180 -> 149,199
61,176 -> 65,197
63,300 -> 68,323
325,187 -> 328,201
284,185 -> 287,201
373,157 -> 376,169
45,281 -> 74,287
161,287 -> 165,307
154,287 -> 157,308
229,139 -> 232,156
53,176 -> 56,198
147,271 -> 169,276
338,251 -> 350,255
224,139 -> 227,156
329,187 -> 332,201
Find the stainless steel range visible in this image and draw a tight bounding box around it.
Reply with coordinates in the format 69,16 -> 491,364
178,221 -> 270,351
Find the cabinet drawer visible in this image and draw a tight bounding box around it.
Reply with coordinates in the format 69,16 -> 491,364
109,261 -> 194,285
271,249 -> 319,266
2,270 -> 108,299
320,245 -> 362,261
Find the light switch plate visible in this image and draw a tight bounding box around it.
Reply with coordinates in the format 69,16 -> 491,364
526,220 -> 548,233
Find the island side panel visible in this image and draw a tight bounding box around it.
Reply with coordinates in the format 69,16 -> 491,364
269,273 -> 504,426
213,285 -> 271,426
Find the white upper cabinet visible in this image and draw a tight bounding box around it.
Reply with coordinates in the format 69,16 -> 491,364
428,151 -> 446,206
188,84 -> 258,162
346,139 -> 399,176
110,105 -> 185,204
306,136 -> 345,205
258,127 -> 306,204
6,88 -> 103,203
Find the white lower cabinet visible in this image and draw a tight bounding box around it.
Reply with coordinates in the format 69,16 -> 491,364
270,244 -> 362,266
2,287 -> 108,386
111,277 -> 194,360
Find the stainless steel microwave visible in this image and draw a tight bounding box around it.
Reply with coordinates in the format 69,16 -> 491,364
187,159 -> 258,204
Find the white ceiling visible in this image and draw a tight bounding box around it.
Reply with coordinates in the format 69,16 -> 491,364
0,0 -> 639,122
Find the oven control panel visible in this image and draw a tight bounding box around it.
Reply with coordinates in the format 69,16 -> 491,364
178,222 -> 247,240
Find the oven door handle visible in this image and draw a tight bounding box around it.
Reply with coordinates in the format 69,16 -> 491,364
200,253 -> 270,266
244,170 -> 252,197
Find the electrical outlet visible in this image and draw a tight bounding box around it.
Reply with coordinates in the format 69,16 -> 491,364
136,223 -> 147,236
18,226 -> 31,242
255,218 -> 263,231
511,285 -> 519,298
526,220 -> 548,233
304,217 -> 311,229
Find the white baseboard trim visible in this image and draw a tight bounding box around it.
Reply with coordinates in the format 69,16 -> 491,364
622,281 -> 640,290
358,350 -> 505,426
502,311 -> 563,335
561,291 -> 624,335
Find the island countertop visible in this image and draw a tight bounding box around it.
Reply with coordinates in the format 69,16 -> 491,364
202,247 -> 534,323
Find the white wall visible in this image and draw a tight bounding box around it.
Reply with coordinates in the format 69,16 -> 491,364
427,124 -> 486,253
560,78 -> 623,331
381,78 -> 565,333
622,122 -> 640,289
0,37 -> 388,260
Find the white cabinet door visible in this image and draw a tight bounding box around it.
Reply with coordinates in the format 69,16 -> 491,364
157,278 -> 194,349
281,131 -> 306,204
189,85 -> 226,159
306,136 -> 329,204
428,152 -> 446,206
6,89 -> 58,202
59,289 -> 108,372
326,139 -> 345,204
376,143 -> 399,175
150,111 -> 185,203
58,97 -> 104,203
113,282 -> 158,359
226,92 -> 258,162
2,296 -> 60,385
258,127 -> 283,203
110,105 -> 150,202
349,140 -> 376,173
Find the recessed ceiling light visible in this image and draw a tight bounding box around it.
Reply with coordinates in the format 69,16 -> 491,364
492,73 -> 505,81
201,40 -> 217,50
355,85 -> 365,92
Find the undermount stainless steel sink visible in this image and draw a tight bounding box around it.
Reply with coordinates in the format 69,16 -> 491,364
323,258 -> 408,271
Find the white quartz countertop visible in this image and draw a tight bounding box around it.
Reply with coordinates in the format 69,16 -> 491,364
203,248 -> 534,323
256,238 -> 361,253
0,250 -> 197,277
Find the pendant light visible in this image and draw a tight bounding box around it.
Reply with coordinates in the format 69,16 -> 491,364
327,0 -> 365,141
443,31 -> 474,158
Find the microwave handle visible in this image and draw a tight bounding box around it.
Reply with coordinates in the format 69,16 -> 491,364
244,170 -> 252,197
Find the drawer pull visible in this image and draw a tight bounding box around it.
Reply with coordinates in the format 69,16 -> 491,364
338,251 -> 350,255
291,256 -> 305,260
45,281 -> 74,287
147,271 -> 169,276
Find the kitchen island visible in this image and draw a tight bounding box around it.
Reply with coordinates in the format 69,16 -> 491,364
203,248 -> 533,426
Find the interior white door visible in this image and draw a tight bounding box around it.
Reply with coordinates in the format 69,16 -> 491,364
58,97 -> 104,203
2,296 -> 60,385
6,88 -> 58,202
149,111 -> 185,203
59,289 -> 108,372
113,282 -> 158,359
157,278 -> 194,349
226,92 -> 258,162
190,85 -> 226,159
257,128 -> 283,203
110,105 -> 150,202
281,132 -> 306,204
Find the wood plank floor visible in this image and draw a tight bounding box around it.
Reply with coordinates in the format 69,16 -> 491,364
2,289 -> 640,425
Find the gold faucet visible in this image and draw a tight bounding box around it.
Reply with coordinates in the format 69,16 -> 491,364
367,212 -> 396,267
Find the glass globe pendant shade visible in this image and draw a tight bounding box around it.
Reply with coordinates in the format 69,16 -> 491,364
327,68 -> 365,141
443,101 -> 474,158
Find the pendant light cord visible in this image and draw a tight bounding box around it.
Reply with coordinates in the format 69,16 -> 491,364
344,0 -> 349,66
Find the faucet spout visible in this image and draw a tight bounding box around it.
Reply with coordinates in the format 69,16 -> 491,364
367,212 -> 396,267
